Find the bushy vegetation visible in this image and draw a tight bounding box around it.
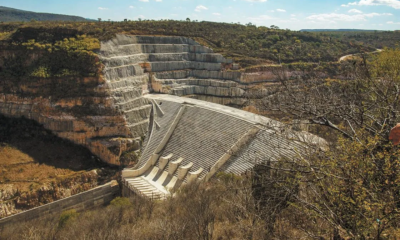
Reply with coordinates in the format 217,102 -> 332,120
0,34 -> 100,80
58,209 -> 80,228
0,20 -> 379,68
318,30 -> 400,50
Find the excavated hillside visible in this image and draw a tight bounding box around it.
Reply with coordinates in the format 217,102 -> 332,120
0,34 -> 280,166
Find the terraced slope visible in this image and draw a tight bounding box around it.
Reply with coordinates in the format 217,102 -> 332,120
100,35 -> 254,107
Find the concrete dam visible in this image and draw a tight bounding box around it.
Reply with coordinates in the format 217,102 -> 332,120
0,34 -> 324,203
99,35 -> 324,198
121,94 -> 323,199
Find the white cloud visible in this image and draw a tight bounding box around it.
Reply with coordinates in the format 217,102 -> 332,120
245,0 -> 267,2
342,0 -> 400,9
341,2 -> 358,7
365,12 -> 392,16
129,6 -> 135,9
139,0 -> 149,2
213,12 -> 221,16
348,8 -> 362,13
247,15 -> 275,23
306,12 -> 392,22
277,9 -> 286,12
98,7 -> 108,10
195,5 -> 208,12
387,21 -> 400,24
291,14 -> 296,17
137,15 -> 145,18
155,0 -> 162,1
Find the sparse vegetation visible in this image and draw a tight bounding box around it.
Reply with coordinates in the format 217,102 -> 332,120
0,178 -> 272,240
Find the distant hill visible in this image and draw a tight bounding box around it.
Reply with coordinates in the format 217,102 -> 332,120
300,29 -> 383,32
0,6 -> 87,22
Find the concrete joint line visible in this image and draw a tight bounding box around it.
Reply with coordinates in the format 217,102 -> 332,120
154,105 -> 186,154
204,126 -> 261,182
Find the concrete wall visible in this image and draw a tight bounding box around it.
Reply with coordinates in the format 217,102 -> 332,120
0,181 -> 120,227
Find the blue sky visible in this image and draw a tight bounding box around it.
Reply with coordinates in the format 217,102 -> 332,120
1,0 -> 400,30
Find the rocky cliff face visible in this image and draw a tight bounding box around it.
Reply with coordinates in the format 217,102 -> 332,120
0,34 -> 280,165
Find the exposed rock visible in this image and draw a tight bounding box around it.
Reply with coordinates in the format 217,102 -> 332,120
389,123 -> 400,146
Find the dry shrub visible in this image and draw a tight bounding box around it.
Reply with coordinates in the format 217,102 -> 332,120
242,105 -> 260,115
0,176 -> 323,240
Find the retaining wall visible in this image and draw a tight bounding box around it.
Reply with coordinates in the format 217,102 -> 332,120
0,181 -> 120,227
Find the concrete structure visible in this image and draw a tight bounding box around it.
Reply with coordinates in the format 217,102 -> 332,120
0,34 -> 325,206
122,94 -> 325,199
0,181 -> 119,226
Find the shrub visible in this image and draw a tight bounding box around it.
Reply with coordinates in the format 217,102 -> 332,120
109,197 -> 132,207
58,209 -> 79,228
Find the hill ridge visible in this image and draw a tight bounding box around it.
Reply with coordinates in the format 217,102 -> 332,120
0,6 -> 87,22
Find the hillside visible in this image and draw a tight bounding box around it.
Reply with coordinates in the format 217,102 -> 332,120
0,21 -> 378,68
0,6 -> 87,22
300,29 -> 382,32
